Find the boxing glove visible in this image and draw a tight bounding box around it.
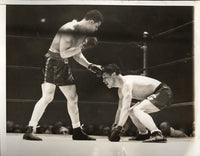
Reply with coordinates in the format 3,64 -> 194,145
88,64 -> 102,77
82,37 -> 98,49
108,126 -> 122,142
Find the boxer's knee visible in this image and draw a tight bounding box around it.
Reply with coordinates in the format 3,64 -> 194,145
129,106 -> 141,117
42,91 -> 54,104
67,93 -> 78,104
41,83 -> 56,104
67,93 -> 79,114
138,99 -> 160,113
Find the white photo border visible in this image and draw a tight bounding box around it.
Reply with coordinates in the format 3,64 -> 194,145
1,1 -> 200,156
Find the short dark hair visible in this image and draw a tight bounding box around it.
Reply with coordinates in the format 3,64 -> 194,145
102,64 -> 121,75
84,9 -> 104,23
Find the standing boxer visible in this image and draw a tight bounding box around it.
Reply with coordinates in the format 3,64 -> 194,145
23,9 -> 103,141
102,64 -> 172,142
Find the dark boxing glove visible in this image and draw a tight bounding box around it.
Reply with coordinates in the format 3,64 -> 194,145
88,64 -> 103,77
108,126 -> 122,142
82,37 -> 98,49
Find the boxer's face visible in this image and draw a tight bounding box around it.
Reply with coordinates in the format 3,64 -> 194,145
85,20 -> 101,32
102,72 -> 114,88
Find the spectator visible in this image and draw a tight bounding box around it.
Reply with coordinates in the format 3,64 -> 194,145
159,122 -> 188,137
7,121 -> 14,133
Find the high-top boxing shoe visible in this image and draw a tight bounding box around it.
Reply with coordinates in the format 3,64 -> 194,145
129,132 -> 150,141
72,127 -> 96,140
23,126 -> 42,141
143,131 -> 167,143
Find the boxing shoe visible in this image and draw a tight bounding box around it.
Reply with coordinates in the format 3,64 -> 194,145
143,131 -> 167,143
129,132 -> 150,141
23,126 -> 42,141
72,127 -> 96,140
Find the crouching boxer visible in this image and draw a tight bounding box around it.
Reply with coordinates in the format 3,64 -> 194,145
102,64 -> 172,142
23,9 -> 103,141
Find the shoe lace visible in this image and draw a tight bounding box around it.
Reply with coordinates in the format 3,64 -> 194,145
152,131 -> 162,137
80,124 -> 85,130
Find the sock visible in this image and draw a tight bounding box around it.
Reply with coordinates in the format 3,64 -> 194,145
72,122 -> 81,129
139,131 -> 149,135
28,98 -> 49,132
151,130 -> 161,134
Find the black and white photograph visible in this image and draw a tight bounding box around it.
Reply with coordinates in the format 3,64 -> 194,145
1,1 -> 200,156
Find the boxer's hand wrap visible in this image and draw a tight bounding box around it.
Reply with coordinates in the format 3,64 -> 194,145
88,64 -> 102,77
108,126 -> 122,142
82,37 -> 98,49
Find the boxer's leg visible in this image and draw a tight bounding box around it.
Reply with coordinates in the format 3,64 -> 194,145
23,83 -> 56,141
132,99 -> 166,142
59,85 -> 96,140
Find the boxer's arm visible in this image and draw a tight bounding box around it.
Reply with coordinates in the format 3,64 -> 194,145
73,53 -> 91,68
117,85 -> 132,127
108,87 -> 132,142
112,90 -> 123,127
59,34 -> 82,59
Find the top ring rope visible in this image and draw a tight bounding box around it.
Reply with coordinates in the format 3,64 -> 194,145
7,34 -> 143,48
7,20 -> 193,49
150,20 -> 193,39
128,56 -> 193,75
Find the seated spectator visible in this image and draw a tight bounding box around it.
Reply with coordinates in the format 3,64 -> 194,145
159,122 -> 188,137
7,121 -> 14,133
52,121 -> 69,135
102,126 -> 110,136
36,125 -> 47,134
87,124 -> 95,135
13,124 -> 23,133
45,125 -> 53,134
66,125 -> 73,135
97,124 -> 104,136
59,126 -> 69,135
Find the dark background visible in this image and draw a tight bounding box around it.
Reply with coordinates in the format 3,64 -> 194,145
6,5 -> 194,130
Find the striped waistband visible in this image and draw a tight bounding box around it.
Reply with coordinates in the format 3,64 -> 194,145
154,83 -> 164,93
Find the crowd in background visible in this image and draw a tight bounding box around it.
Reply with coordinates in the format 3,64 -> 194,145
6,120 -> 194,137
7,120 -> 133,136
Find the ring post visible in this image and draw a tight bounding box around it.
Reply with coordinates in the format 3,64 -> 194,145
142,31 -> 148,76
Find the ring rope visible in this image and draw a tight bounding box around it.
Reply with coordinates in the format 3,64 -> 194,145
129,56 -> 193,74
7,98 -> 192,107
7,98 -> 116,105
7,20 -> 193,48
7,56 -> 193,74
150,20 -> 193,39
6,65 -> 86,72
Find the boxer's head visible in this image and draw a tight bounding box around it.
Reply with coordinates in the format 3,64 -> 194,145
82,10 -> 103,33
159,122 -> 171,136
84,9 -> 104,23
102,64 -> 121,88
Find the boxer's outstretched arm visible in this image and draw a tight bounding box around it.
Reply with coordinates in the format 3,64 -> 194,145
73,53 -> 91,68
117,85 -> 132,127
113,89 -> 123,126
113,99 -> 122,127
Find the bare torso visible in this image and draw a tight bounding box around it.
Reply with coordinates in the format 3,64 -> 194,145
120,75 -> 161,100
49,20 -> 86,54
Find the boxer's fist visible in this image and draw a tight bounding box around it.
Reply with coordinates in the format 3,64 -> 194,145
82,37 -> 98,49
88,64 -> 102,77
108,126 -> 122,142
